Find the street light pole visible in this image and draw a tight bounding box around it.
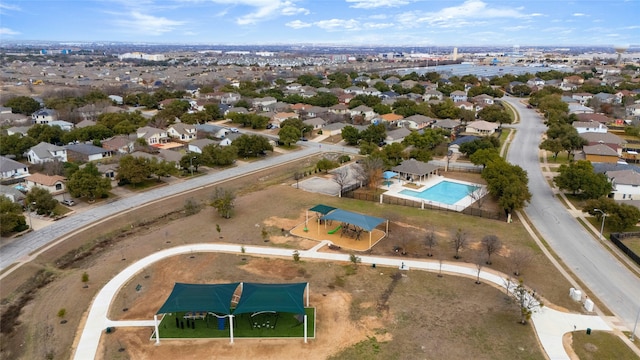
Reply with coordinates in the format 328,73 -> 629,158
189,156 -> 196,176
631,305 -> 640,341
593,208 -> 607,241
27,203 -> 33,230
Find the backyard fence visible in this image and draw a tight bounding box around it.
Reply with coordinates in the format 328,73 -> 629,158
609,232 -> 640,266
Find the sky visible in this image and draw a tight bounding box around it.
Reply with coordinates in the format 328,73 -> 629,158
0,0 -> 639,46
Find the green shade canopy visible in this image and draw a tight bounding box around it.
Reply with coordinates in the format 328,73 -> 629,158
233,283 -> 307,315
308,204 -> 337,215
321,209 -> 386,231
156,282 -> 240,315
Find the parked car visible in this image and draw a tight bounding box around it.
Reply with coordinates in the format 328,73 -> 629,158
266,124 -> 274,129
229,127 -> 239,133
61,199 -> 75,206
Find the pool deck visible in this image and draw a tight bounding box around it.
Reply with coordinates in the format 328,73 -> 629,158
381,175 -> 487,212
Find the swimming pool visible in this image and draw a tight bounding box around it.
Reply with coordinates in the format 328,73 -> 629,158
399,180 -> 477,205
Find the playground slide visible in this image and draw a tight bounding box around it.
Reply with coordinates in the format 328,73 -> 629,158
328,225 -> 341,235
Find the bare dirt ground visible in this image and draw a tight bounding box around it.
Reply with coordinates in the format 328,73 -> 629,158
1,164 -> 578,360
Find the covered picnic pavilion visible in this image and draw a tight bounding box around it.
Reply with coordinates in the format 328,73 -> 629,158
154,282 -> 311,343
392,158 -> 439,183
295,205 -> 388,251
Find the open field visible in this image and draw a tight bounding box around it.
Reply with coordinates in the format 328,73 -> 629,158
0,162 -> 590,359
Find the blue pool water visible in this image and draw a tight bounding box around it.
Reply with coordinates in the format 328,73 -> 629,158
399,181 -> 477,205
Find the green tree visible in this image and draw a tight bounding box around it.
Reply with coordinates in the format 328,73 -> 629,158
539,138 -> 564,160
233,134 -> 273,157
66,162 -> 112,200
0,195 -> 27,236
478,105 -> 512,124
4,96 -> 41,115
210,187 -> 236,219
341,126 -> 361,146
148,158 -> 176,180
27,124 -> 64,144
0,133 -> 37,159
116,155 -> 151,186
360,124 -> 386,145
584,199 -> 640,232
202,144 -> 238,166
25,187 -> 58,215
554,160 -> 611,199
316,158 -> 338,173
482,159 -> 531,216
469,148 -> 501,169
459,137 -> 500,156
278,126 -> 302,147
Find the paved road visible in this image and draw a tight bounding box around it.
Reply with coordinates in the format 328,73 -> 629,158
0,145 -> 328,272
74,241 -> 613,360
503,96 -> 640,336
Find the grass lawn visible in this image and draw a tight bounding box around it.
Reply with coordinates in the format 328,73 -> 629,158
571,331 -> 639,360
623,237 -> 640,255
155,308 -> 315,339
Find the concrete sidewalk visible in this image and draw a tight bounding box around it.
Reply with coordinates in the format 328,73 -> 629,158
72,242 -> 632,360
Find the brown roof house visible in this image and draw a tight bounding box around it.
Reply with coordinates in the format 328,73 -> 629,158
25,173 -> 66,195
580,132 -> 626,156
583,144 -> 620,163
465,120 -> 500,136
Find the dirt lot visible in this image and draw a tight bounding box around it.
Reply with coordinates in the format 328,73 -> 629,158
0,163 -> 578,360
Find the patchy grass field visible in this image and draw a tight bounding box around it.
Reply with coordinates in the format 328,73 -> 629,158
0,160 -> 592,360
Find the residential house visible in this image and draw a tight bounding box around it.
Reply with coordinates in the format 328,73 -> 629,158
0,156 -> 30,180
323,122 -> 348,136
626,104 -> 640,118
563,75 -> 585,86
219,92 -> 241,105
432,119 -> 461,132
593,92 -> 618,104
75,119 -> 97,128
102,135 -> 135,154
465,120 -> 500,136
572,93 -> 593,105
225,107 -> 249,116
188,139 -> 217,154
606,169 -> 640,200
450,90 -> 467,102
65,143 -> 113,163
456,101 -> 475,111
303,117 -> 326,130
31,109 -> 57,124
252,96 -> 277,111
195,124 -> 229,139
49,120 -> 74,131
583,144 -> 620,163
108,95 -> 124,105
398,115 -> 433,130
385,127 -> 411,144
95,163 -> 117,181
0,185 -> 26,204
329,103 -> 349,115
575,113 -> 612,124
472,94 -> 495,105
27,142 -> 67,164
573,121 -> 608,134
273,112 -> 299,124
349,105 -> 375,120
378,113 -> 404,124
24,173 -> 66,195
527,78 -> 545,87
167,123 -> 197,142
136,126 -> 169,145
568,103 -> 594,115
6,126 -> 31,136
580,132 -> 625,156
448,136 -> 480,154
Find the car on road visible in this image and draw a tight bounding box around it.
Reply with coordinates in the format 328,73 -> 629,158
229,127 -> 239,133
300,137 -> 308,141
61,199 -> 75,206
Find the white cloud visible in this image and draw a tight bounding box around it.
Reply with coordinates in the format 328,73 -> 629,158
572,13 -> 587,17
286,20 -> 312,29
346,0 -> 411,9
0,3 -> 20,11
205,0 -> 309,25
315,19 -> 360,31
0,27 -> 20,35
363,22 -> 394,29
114,11 -> 186,35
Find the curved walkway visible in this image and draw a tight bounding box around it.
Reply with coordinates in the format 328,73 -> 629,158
74,241 -> 613,360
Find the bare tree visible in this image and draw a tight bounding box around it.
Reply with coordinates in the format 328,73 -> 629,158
509,248 -> 534,276
294,171 -> 303,188
437,251 -> 445,277
474,252 -> 486,284
356,157 -> 384,191
332,168 -> 349,197
511,279 -> 544,324
468,185 -> 487,209
424,228 -> 437,257
481,235 -> 502,265
451,228 -> 467,259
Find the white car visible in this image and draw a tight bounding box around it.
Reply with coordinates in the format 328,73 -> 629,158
229,128 -> 239,133
61,199 -> 76,206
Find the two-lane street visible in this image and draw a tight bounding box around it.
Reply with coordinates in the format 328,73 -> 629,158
503,96 -> 640,336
